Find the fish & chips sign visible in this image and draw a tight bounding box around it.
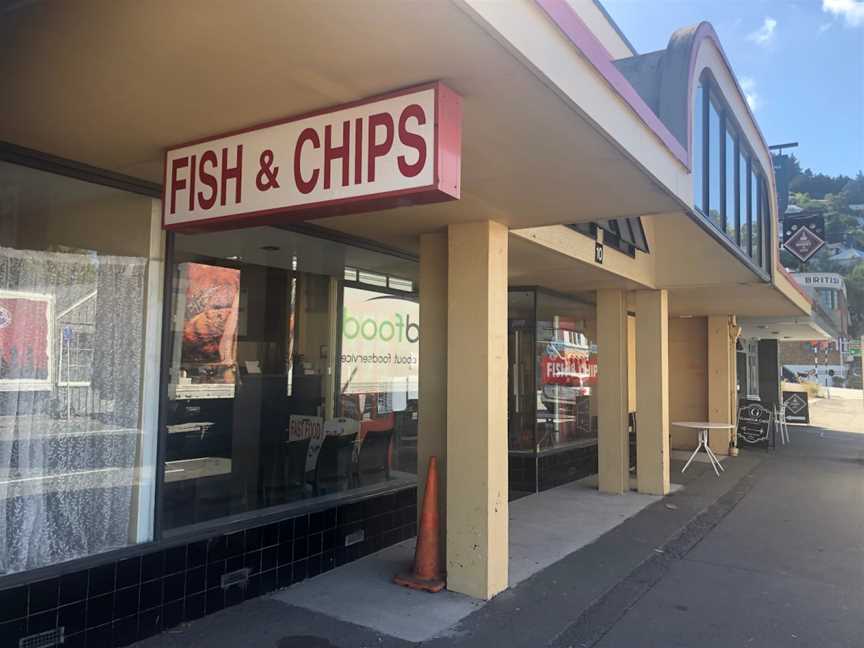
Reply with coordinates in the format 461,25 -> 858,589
163,82 -> 462,230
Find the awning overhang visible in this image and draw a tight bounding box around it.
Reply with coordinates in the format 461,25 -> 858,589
0,0 -> 682,253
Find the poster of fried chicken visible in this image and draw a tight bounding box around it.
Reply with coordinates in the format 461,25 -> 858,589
179,263 -> 240,384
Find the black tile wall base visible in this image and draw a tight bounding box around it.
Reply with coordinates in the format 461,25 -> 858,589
0,487 -> 417,648
537,443 -> 598,491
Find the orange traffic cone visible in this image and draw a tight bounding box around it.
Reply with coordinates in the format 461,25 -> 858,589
394,456 -> 445,593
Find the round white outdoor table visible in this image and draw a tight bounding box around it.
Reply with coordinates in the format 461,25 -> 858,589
672,421 -> 734,477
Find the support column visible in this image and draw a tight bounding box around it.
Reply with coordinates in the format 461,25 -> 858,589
418,231 -> 448,555
446,220 -> 508,600
707,315 -> 734,455
635,290 -> 670,495
597,289 -> 629,494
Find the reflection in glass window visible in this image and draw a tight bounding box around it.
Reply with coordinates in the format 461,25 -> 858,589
725,127 -> 737,242
751,169 -> 760,262
0,162 -> 157,575
763,187 -> 770,266
162,229 -> 418,532
693,83 -> 705,213
534,292 -> 597,452
740,154 -> 750,254
708,98 -> 722,229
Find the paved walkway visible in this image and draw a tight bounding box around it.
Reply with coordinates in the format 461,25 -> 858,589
134,404 -> 863,647
808,387 -> 864,434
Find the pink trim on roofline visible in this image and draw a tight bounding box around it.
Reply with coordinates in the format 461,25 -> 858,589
535,0 -> 689,169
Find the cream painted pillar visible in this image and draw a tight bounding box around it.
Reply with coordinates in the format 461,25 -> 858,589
597,289 -> 629,494
707,315 -> 734,455
635,290 -> 670,495
418,231 -> 448,553
446,220 -> 508,600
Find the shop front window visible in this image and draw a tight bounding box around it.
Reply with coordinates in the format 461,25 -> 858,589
0,161 -> 158,575
507,289 -> 597,497
535,293 -> 597,451
161,228 -> 418,532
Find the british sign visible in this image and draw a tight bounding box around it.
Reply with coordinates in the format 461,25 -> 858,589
163,82 -> 462,230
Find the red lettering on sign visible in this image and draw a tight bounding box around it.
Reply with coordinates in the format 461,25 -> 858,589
295,128 -> 320,194
197,150 -> 218,210
367,112 -> 394,182
354,117 -> 363,185
324,121 -> 351,190
220,146 -> 243,207
398,104 -> 427,178
169,157 -> 189,215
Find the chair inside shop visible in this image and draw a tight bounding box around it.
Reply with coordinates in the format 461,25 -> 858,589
313,433 -> 357,495
355,429 -> 393,487
283,437 -> 311,499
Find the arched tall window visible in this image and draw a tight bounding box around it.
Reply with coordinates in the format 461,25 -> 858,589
692,72 -> 772,274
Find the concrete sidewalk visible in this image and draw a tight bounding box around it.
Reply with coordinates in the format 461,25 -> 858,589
134,451 -> 758,648
583,426 -> 864,648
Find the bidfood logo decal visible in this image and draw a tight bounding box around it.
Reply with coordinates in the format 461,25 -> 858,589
343,301 -> 419,343
0,306 -> 10,329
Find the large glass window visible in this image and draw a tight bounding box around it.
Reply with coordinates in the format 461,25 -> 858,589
708,97 -> 722,229
691,75 -> 774,270
161,228 -> 418,532
761,179 -> 771,271
740,154 -> 751,255
693,83 -> 705,213
535,293 -> 597,451
0,161 -> 158,575
724,126 -> 737,242
751,168 -> 760,263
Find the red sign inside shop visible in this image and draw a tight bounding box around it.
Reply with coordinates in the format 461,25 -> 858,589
540,354 -> 597,387
163,82 -> 462,230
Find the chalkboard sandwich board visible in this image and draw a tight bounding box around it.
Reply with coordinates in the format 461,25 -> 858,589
736,403 -> 773,448
782,390 -> 810,424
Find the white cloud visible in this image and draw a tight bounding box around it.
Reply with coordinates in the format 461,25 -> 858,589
747,16 -> 777,45
822,0 -> 864,27
818,21 -> 833,33
739,76 -> 761,112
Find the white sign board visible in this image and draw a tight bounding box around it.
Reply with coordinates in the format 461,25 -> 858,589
340,287 -> 419,403
163,82 -> 462,229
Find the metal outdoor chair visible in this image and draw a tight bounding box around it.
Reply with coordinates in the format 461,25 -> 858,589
283,437 -> 311,499
773,403 -> 790,445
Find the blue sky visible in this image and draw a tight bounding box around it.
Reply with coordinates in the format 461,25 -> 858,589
601,0 -> 864,177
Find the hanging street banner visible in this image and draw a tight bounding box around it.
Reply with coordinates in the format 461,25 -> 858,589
163,82 -> 462,231
782,211 -> 825,263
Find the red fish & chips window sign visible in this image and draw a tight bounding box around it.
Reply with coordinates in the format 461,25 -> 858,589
163,82 -> 462,230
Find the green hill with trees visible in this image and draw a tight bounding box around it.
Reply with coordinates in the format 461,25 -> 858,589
779,157 -> 864,337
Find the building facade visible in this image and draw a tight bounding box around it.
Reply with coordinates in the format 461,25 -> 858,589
0,1 -> 820,646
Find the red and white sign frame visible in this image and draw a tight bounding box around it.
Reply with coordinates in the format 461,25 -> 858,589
162,81 -> 462,231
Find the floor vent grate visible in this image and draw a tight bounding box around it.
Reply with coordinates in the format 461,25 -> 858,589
221,567 -> 251,589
